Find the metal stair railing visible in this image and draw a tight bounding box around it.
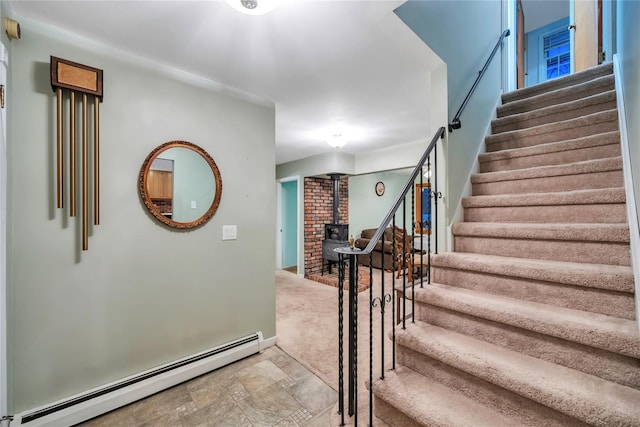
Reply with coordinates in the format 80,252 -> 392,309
334,126 -> 445,426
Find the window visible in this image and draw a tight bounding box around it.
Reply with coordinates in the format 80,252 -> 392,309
544,28 -> 570,80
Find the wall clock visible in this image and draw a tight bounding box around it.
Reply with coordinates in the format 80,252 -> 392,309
375,181 -> 385,196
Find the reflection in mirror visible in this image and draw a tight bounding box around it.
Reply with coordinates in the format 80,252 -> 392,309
139,141 -> 222,229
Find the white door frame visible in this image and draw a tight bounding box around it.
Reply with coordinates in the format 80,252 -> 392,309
0,40 -> 8,422
276,176 -> 301,274
502,0 -> 518,93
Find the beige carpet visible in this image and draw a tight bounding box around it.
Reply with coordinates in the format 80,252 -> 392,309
276,268 -> 406,425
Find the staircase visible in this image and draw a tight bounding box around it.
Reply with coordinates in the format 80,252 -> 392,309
372,63 -> 640,426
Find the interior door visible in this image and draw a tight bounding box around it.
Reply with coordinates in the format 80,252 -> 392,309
570,0 -> 602,72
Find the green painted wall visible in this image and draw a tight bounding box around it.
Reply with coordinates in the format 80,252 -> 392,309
6,18 -> 275,412
159,147 -> 216,223
348,171 -> 413,238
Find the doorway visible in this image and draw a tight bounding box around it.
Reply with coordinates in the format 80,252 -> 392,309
517,0 -> 606,88
277,178 -> 299,273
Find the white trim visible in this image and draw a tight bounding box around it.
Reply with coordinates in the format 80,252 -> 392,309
613,55 -> 640,329
502,0 -> 517,93
12,333 -> 269,427
260,334 -> 277,352
0,40 -> 7,423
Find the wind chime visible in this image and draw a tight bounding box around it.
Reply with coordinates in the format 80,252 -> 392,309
50,56 -> 103,250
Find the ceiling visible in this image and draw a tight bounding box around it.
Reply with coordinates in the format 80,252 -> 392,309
522,0 -> 569,33
9,0 -> 442,165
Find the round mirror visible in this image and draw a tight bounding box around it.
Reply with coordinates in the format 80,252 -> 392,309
139,141 -> 222,229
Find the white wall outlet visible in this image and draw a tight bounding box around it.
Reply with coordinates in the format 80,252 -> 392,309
223,225 -> 237,240
190,200 -> 197,209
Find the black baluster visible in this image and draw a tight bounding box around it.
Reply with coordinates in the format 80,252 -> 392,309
392,215 -> 396,370
348,253 -> 358,422
338,252 -> 345,426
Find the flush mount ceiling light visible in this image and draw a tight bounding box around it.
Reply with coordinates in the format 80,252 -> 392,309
225,0 -> 279,15
327,132 -> 348,148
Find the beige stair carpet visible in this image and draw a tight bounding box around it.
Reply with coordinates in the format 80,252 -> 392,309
372,62 -> 640,426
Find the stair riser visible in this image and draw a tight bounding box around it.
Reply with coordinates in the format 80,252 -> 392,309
463,203 -> 627,224
486,119 -> 619,152
415,303 -> 640,388
431,266 -> 636,320
373,397 -> 423,427
397,345 -> 589,427
472,170 -> 623,196
493,99 -> 617,134
499,79 -> 614,117
501,66 -> 612,104
480,143 -> 621,172
453,236 -> 631,266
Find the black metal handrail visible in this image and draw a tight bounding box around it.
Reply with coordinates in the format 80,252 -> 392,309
358,126 -> 446,256
335,125 -> 445,426
449,28 -> 510,132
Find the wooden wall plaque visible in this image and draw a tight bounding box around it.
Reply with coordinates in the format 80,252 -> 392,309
51,56 -> 103,98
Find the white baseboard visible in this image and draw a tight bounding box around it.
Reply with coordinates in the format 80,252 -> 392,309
13,333 -> 273,426
613,55 -> 640,329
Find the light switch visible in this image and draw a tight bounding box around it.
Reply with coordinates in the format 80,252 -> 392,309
223,225 -> 237,240
190,200 -> 197,209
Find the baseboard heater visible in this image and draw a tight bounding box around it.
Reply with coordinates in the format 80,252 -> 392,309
14,332 -> 268,426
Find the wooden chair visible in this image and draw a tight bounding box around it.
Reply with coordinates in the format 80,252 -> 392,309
394,227 -> 414,282
394,227 -> 428,283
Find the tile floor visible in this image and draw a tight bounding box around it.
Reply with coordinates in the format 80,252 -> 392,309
77,346 -> 337,427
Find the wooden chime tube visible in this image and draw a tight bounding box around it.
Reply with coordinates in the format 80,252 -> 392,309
82,93 -> 88,250
70,90 -> 76,217
56,88 -> 63,208
94,95 -> 100,225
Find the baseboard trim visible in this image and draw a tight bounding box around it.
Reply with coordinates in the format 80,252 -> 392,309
14,332 -> 274,426
613,54 -> 640,328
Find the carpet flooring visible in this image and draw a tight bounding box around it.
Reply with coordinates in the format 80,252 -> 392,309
277,268 -> 411,425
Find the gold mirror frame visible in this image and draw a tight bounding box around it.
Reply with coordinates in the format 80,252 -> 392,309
138,141 -> 222,229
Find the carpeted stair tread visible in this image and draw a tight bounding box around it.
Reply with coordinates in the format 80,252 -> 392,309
498,73 -> 614,118
414,283 -> 640,358
486,109 -> 618,152
396,322 -> 640,427
471,156 -> 622,184
493,90 -> 616,134
430,252 -> 634,293
501,62 -> 613,105
452,221 -> 629,242
373,367 -> 518,427
463,187 -> 626,208
462,188 -> 627,223
479,131 -> 620,172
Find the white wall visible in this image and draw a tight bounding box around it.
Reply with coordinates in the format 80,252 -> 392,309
395,0 -> 505,227
6,17 -> 275,413
617,0 -> 640,233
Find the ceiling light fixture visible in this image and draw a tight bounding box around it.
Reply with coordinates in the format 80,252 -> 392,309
327,132 -> 348,148
225,0 -> 279,15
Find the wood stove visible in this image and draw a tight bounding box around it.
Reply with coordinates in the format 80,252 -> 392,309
321,174 -> 349,274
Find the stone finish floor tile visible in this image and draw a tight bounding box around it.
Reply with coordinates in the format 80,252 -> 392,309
131,384 -> 193,425
235,360 -> 288,394
236,382 -> 305,425
288,375 -> 337,416
73,346 -> 337,427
